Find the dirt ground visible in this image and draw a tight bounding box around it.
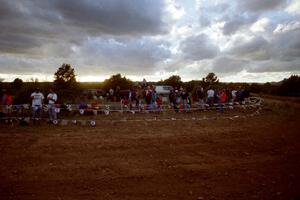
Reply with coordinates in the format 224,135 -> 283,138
0,99 -> 300,200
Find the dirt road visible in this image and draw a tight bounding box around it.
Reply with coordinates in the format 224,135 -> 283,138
0,101 -> 299,200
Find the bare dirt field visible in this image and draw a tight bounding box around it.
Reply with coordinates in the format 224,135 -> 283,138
0,99 -> 300,200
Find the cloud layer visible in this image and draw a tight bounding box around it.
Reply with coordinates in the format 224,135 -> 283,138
0,0 -> 299,82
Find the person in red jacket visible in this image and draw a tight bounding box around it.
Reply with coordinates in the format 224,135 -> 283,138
156,95 -> 162,112
220,89 -> 227,104
1,89 -> 13,120
219,89 -> 227,113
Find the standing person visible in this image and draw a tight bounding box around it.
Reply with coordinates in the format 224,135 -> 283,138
197,87 -> 205,109
231,88 -> 237,103
47,88 -> 58,123
235,87 -> 243,103
31,88 -> 44,122
214,88 -> 220,106
156,95 -> 162,112
181,90 -> 190,112
242,87 -> 250,103
1,89 -> 8,120
219,89 -> 227,113
206,87 -> 215,106
150,87 -> 157,110
108,88 -> 114,102
169,89 -> 175,108
182,91 -> 191,112
173,90 -> 181,113
145,86 -> 152,110
115,86 -> 121,102
1,89 -> 13,122
225,88 -> 231,104
141,78 -> 147,89
6,90 -> 13,118
136,86 -> 144,111
129,87 -> 138,110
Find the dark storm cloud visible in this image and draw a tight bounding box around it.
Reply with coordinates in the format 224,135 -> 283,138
246,28 -> 300,73
179,34 -> 219,61
222,28 -> 300,73
212,57 -> 249,73
0,55 -> 59,74
223,28 -> 300,73
52,0 -> 168,36
197,0 -> 286,34
198,3 -> 230,27
0,0 -> 67,54
247,59 -> 300,73
239,0 -> 287,12
0,34 -> 41,54
75,37 -> 172,75
227,36 -> 271,61
0,0 -> 170,55
220,0 -> 287,35
0,0 -> 299,81
272,28 -> 300,62
222,16 -> 258,35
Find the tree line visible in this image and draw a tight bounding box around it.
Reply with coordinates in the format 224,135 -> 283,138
1,63 -> 299,104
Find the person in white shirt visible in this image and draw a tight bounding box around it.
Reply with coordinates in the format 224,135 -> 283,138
31,88 -> 44,120
206,87 -> 215,106
231,89 -> 237,103
47,88 -> 58,123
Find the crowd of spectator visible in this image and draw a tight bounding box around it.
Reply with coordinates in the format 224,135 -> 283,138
0,83 -> 251,124
97,84 -> 250,112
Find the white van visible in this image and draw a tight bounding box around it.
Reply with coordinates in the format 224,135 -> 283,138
155,85 -> 173,103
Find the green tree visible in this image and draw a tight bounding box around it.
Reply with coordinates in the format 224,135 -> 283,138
12,78 -> 23,90
103,74 -> 133,91
54,63 -> 79,103
202,72 -> 219,88
163,75 -> 183,88
278,75 -> 300,96
54,64 -> 77,85
184,80 -> 199,92
203,72 -> 219,84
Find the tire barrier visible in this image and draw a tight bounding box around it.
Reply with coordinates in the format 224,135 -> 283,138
0,97 -> 263,127
0,107 -> 263,127
1,97 -> 263,114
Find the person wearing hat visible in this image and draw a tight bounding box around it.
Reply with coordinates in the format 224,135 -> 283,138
31,88 -> 44,122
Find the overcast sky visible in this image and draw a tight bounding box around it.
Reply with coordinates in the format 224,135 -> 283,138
0,0 -> 299,82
